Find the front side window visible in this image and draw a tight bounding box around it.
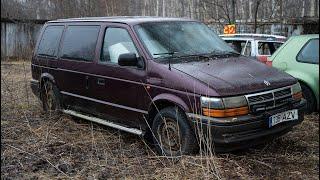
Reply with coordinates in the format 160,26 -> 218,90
37,26 -> 64,57
135,21 -> 236,61
297,39 -> 319,64
100,27 -> 139,64
61,26 -> 100,61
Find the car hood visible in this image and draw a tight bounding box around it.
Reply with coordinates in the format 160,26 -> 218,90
171,56 -> 296,96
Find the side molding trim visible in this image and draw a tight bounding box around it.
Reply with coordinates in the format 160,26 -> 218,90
61,91 -> 148,114
62,109 -> 143,136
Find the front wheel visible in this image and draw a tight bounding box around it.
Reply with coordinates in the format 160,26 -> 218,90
41,81 -> 61,113
151,107 -> 198,156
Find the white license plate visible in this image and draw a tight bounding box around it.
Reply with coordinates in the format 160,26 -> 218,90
268,109 -> 298,128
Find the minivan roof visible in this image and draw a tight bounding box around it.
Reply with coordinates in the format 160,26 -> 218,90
47,16 -> 195,25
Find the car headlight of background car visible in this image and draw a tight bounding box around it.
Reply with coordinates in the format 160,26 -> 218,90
291,82 -> 302,100
201,96 -> 249,118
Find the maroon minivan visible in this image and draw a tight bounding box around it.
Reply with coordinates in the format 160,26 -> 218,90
31,17 -> 306,156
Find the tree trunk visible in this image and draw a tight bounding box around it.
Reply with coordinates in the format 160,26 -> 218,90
231,0 -> 236,24
253,0 -> 262,33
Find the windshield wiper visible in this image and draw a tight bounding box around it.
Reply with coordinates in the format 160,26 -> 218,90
154,52 -> 223,63
193,54 -> 211,59
154,52 -> 194,70
206,50 -> 240,57
153,52 -> 175,56
154,52 -> 183,70
153,51 -> 187,58
155,52 -> 212,60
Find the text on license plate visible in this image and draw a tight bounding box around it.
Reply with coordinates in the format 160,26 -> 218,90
269,109 -> 298,128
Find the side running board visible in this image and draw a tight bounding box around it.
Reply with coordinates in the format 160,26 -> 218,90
62,109 -> 143,136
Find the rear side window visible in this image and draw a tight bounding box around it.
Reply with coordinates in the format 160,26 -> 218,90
297,39 -> 319,64
37,26 -> 64,57
61,26 -> 100,61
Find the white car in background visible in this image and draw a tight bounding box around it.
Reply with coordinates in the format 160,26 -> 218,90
220,34 -> 286,64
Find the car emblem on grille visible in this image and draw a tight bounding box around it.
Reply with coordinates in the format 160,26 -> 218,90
264,80 -> 271,86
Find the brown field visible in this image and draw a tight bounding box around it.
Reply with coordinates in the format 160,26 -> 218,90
1,61 -> 319,179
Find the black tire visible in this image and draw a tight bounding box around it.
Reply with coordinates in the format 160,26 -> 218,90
151,106 -> 198,156
301,83 -> 316,114
41,81 -> 61,113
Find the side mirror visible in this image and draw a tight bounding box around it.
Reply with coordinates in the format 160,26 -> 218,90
118,53 -> 138,67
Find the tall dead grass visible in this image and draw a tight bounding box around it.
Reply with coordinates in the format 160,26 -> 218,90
1,59 -> 319,179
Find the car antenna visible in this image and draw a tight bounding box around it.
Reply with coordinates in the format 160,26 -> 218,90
168,26 -> 172,71
169,53 -> 172,70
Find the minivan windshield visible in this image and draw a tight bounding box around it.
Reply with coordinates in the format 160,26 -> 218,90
135,21 -> 237,61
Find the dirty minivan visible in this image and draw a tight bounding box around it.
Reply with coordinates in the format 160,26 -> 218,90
31,17 -> 306,156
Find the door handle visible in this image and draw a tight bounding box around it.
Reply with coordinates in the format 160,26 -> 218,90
97,78 -> 105,86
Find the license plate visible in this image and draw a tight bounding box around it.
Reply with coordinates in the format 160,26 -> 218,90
268,109 -> 298,128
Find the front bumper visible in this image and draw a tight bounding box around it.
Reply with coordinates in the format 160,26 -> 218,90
188,99 -> 306,152
30,79 -> 40,98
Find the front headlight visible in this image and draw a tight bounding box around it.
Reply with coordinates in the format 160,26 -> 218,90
200,97 -> 224,109
223,96 -> 248,108
291,82 -> 302,100
291,82 -> 302,94
201,96 -> 249,118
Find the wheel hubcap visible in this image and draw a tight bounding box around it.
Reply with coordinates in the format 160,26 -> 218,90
44,84 -> 55,110
158,117 -> 181,154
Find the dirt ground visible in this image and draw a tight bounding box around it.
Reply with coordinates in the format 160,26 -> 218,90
1,61 -> 319,179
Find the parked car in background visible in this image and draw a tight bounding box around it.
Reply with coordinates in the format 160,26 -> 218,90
267,34 -> 319,113
220,34 -> 286,64
31,17 -> 306,156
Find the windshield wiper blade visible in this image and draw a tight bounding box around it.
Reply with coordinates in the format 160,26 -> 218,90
153,52 -> 185,58
193,54 -> 211,59
206,50 -> 240,57
153,52 -> 175,56
155,52 -> 215,61
153,52 -> 183,70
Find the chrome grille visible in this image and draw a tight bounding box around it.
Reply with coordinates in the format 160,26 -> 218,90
246,86 -> 293,113
274,88 -> 291,98
247,93 -> 273,104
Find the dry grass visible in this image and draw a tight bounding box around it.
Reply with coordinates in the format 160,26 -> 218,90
1,60 -> 319,179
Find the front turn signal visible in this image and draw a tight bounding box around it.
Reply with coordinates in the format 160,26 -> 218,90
293,92 -> 303,100
202,106 -> 249,118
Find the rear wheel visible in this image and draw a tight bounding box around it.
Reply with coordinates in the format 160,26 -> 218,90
301,84 -> 316,114
151,107 -> 198,156
41,81 -> 61,113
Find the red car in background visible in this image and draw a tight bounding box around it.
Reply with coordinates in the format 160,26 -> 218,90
220,34 -> 286,64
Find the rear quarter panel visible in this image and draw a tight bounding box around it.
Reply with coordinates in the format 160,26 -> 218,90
286,64 -> 319,107
271,36 -> 319,108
